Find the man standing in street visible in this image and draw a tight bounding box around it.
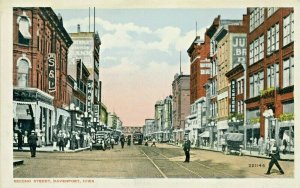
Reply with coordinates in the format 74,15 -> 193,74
265,142 -> 284,175
28,130 -> 38,158
120,135 -> 125,149
183,138 -> 191,162
57,130 -> 65,152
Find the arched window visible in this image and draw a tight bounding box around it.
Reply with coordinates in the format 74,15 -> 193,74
17,59 -> 30,87
17,12 -> 31,45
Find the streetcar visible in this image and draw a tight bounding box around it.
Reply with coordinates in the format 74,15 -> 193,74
133,132 -> 143,145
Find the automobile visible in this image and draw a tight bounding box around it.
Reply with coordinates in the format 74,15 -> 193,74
223,133 -> 244,156
93,131 -> 111,150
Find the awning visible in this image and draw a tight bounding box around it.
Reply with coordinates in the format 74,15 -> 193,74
199,131 -> 209,138
38,101 -> 54,111
217,120 -> 229,130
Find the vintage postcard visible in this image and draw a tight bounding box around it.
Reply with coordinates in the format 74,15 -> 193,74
0,0 -> 299,188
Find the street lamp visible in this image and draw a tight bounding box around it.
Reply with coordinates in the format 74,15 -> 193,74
81,112 -> 91,133
67,103 -> 80,133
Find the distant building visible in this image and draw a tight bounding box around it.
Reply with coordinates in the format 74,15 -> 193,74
172,74 -> 190,142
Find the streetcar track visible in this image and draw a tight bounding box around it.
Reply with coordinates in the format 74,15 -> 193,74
140,147 -> 203,178
149,146 -> 271,178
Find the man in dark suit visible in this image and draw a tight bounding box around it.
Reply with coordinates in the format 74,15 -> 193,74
183,138 -> 191,162
28,130 -> 38,157
265,142 -> 284,175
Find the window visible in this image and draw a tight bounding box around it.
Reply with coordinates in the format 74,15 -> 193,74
249,43 -> 254,65
249,71 -> 263,98
283,57 -> 294,87
250,8 -> 265,32
267,63 -> 279,88
241,79 -> 244,94
17,59 -> 30,87
283,13 -> 294,46
17,13 -> 31,45
267,23 -> 279,55
267,7 -> 278,17
249,35 -> 264,65
283,101 -> 294,114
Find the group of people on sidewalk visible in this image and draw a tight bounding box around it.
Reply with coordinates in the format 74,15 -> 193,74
52,129 -> 93,151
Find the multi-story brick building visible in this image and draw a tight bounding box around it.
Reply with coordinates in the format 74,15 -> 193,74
172,73 -> 190,142
245,8 -> 294,146
215,16 -> 248,142
13,7 -> 72,145
68,26 -> 101,127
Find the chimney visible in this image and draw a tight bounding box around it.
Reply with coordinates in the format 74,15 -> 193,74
77,24 -> 80,33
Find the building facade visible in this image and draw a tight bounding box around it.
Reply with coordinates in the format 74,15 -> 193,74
13,7 -> 72,145
172,74 -> 190,142
245,8 -> 294,149
68,27 -> 101,128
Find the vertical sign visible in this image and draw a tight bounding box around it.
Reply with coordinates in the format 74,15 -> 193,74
94,105 -> 99,122
48,53 -> 56,92
232,36 -> 247,66
86,80 -> 93,115
230,80 -> 236,113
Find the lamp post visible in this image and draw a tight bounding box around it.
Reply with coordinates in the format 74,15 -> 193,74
67,103 -> 80,133
81,112 -> 91,133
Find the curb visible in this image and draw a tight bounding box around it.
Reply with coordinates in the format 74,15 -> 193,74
13,160 -> 24,166
168,144 -> 294,162
13,147 -> 90,153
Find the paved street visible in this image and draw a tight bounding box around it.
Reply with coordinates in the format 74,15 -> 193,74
13,143 -> 293,178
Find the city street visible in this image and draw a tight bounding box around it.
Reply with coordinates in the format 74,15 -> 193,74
13,143 -> 293,178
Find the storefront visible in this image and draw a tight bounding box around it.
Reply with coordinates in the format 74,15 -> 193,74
13,87 -> 55,146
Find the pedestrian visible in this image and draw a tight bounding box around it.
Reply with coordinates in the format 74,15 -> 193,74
79,131 -> 84,148
145,139 -> 148,146
76,132 -> 80,149
17,129 -> 23,150
282,139 -> 287,154
70,131 -> 76,150
57,130 -> 65,151
151,138 -> 156,147
110,136 -> 115,149
127,136 -> 131,146
265,142 -> 284,175
120,135 -> 125,149
221,135 -> 226,152
183,138 -> 191,162
28,130 -> 38,157
258,136 -> 264,155
87,133 -> 93,151
52,129 -> 58,151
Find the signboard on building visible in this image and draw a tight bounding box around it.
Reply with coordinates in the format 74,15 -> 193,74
86,80 -> 93,115
230,80 -> 237,113
232,36 -> 247,66
48,53 -> 56,92
94,105 -> 99,122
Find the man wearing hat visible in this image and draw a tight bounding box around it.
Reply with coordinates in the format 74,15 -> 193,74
28,130 -> 38,157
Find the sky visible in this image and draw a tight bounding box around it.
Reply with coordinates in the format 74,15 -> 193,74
54,8 -> 246,126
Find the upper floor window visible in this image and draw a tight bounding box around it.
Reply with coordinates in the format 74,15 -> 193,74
267,7 -> 279,17
250,8 -> 264,32
267,23 -> 279,55
17,58 -> 30,87
17,12 -> 31,45
283,56 -> 294,88
267,63 -> 279,88
283,12 -> 294,46
249,35 -> 264,65
249,71 -> 263,98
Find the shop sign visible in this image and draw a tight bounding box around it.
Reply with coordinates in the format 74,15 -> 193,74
94,105 -> 99,121
230,80 -> 236,113
48,53 -> 56,92
87,80 -> 93,115
232,36 -> 247,66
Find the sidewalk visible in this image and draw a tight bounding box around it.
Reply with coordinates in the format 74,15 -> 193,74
168,143 -> 294,161
13,146 -> 90,153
